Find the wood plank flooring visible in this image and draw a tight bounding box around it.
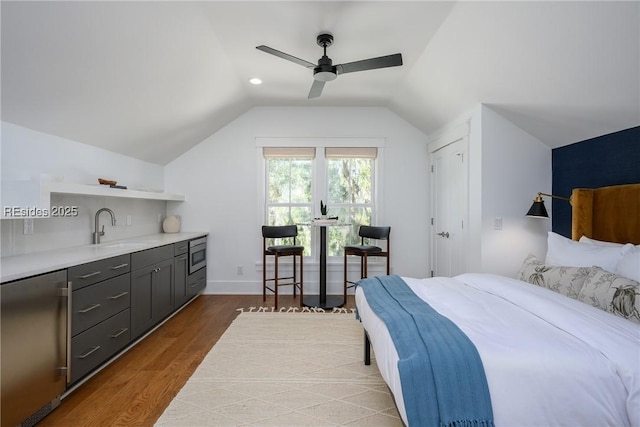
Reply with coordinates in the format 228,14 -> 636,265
38,294 -> 356,427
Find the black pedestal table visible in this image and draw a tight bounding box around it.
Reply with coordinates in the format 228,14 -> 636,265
301,221 -> 350,309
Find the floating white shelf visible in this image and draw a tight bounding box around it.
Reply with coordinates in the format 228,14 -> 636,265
1,180 -> 185,219
46,182 -> 185,201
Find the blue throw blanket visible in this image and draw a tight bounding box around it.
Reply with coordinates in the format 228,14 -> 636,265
357,275 -> 494,427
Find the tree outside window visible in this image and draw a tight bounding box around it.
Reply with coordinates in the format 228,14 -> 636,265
265,156 -> 313,255
326,156 -> 374,256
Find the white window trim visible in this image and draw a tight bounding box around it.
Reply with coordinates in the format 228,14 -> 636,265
256,137 -> 386,265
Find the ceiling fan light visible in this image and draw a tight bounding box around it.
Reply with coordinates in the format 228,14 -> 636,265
314,71 -> 337,82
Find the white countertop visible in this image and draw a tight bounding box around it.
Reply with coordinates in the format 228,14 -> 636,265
1,232 -> 208,283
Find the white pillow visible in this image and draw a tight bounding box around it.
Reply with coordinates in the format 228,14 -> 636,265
579,235 -> 640,248
546,232 -> 633,274
616,246 -> 640,282
578,235 -> 640,280
579,235 -> 626,247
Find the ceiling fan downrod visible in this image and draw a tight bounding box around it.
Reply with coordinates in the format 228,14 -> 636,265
314,34 -> 337,82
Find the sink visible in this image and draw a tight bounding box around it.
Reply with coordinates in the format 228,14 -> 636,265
101,242 -> 150,249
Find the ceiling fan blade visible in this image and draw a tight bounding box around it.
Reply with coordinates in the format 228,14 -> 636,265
256,45 -> 316,68
336,53 -> 403,75
308,80 -> 325,99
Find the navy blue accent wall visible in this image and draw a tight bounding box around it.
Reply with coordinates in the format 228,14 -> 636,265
551,126 -> 640,237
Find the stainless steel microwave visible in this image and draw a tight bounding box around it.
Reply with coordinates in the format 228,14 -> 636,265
188,237 -> 207,275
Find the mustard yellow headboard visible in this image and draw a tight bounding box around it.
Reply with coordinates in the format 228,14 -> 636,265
571,183 -> 640,244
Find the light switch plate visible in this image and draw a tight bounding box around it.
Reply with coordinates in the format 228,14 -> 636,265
493,217 -> 503,230
23,218 -> 34,234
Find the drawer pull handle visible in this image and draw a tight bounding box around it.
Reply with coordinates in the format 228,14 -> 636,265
189,282 -> 199,288
110,263 -> 129,270
178,245 -> 187,251
78,271 -> 101,279
110,328 -> 128,338
109,292 -> 129,300
78,303 -> 101,313
78,346 -> 101,359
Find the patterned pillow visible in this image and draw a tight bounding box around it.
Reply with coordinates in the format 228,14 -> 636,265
517,254 -> 592,299
577,267 -> 640,324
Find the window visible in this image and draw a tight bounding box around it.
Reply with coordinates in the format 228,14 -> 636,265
264,147 -> 314,255
262,143 -> 379,260
325,147 -> 377,256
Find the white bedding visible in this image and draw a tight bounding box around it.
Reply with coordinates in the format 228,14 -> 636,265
355,273 -> 640,427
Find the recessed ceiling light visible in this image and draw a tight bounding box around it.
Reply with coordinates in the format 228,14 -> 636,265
249,78 -> 262,85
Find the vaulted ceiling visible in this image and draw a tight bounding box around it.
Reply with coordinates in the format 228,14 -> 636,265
2,1 -> 638,165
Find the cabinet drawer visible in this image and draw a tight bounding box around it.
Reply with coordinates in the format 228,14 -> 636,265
69,254 -> 131,290
187,267 -> 206,298
174,240 -> 189,256
72,274 -> 130,336
131,245 -> 174,270
70,309 -> 131,384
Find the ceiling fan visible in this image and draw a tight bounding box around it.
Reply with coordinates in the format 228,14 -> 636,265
256,33 -> 403,99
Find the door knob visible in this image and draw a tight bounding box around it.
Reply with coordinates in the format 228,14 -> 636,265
437,231 -> 450,238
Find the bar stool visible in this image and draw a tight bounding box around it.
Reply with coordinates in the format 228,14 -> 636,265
262,225 -> 304,309
344,225 -> 390,301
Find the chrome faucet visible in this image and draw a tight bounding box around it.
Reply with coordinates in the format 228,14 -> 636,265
93,208 -> 116,244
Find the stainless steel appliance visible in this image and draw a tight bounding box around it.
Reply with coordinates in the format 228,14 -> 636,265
188,237 -> 207,275
1,270 -> 69,427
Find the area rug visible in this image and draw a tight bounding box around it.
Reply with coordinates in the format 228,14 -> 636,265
155,310 -> 402,426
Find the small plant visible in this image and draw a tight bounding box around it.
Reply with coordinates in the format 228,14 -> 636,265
320,200 -> 328,216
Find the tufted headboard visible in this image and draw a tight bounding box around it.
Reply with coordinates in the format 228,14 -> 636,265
571,183 -> 640,245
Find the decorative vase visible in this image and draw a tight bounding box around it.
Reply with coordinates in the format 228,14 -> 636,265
162,215 -> 181,233
321,214 -> 327,219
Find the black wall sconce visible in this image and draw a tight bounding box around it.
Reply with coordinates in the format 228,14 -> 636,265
526,192 -> 571,218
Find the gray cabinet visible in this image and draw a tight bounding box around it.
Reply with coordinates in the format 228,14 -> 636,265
131,246 -> 174,339
187,266 -> 207,298
70,309 -> 130,384
69,255 -> 131,384
173,239 -> 190,308
68,254 -> 130,290
174,252 -> 189,308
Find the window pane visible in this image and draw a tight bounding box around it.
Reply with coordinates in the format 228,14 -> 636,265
268,159 -> 312,203
290,159 -> 312,203
267,206 -> 312,255
268,159 -> 290,203
267,206 -> 312,225
328,206 -> 372,256
327,158 -> 372,204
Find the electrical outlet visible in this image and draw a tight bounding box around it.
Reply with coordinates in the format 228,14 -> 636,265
23,218 -> 34,235
493,217 -> 503,230
237,265 -> 244,276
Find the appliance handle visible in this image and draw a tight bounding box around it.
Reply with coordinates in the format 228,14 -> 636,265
189,237 -> 207,248
66,280 -> 72,384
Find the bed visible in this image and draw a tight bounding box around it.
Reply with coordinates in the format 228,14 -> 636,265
355,183 -> 640,427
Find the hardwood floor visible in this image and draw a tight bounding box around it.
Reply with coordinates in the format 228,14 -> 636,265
38,294 -> 357,427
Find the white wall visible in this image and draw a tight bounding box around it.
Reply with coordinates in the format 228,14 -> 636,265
1,105 -> 551,282
165,106 -> 429,295
1,122 -> 168,256
467,105 -> 551,276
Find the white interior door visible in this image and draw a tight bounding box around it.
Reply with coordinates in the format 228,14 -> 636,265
431,138 -> 468,277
